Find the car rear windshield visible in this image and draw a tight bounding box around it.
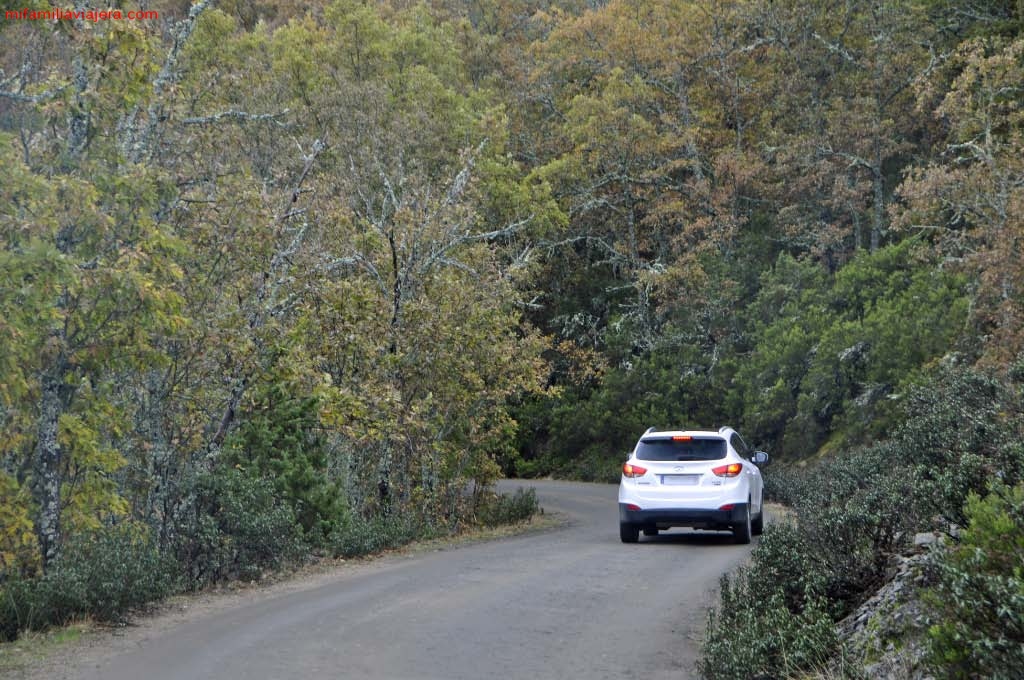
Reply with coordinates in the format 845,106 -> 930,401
635,437 -> 727,461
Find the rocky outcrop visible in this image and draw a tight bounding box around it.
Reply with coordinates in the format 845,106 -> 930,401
833,544 -> 940,679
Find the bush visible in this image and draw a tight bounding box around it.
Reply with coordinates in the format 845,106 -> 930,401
172,467 -> 308,589
792,442 -> 920,606
698,440 -> 922,678
0,524 -> 176,642
0,577 -> 45,639
898,368 -> 1024,529
475,488 -> 539,527
699,363 -> 1024,679
700,522 -> 842,679
223,382 -> 345,542
924,483 -> 1024,679
700,567 -> 839,680
329,513 -> 428,558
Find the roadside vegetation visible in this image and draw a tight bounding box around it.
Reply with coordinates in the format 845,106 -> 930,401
1,0 -> 1022,672
701,367 -> 1024,679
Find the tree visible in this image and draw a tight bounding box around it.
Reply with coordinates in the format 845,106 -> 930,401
894,37 -> 1024,366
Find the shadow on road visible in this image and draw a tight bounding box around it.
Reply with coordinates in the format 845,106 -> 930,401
635,530 -> 753,547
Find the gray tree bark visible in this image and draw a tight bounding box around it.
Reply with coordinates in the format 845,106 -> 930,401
33,353 -> 72,567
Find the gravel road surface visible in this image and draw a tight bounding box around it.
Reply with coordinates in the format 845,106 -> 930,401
63,480 -> 756,680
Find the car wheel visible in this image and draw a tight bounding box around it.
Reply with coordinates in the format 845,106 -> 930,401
733,504 -> 752,545
643,527 -> 659,537
620,522 -> 640,543
751,501 -> 764,536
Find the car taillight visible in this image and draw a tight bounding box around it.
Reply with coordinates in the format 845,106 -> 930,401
712,463 -> 743,477
622,463 -> 648,478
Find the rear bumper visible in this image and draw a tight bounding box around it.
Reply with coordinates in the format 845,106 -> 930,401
619,503 -> 747,530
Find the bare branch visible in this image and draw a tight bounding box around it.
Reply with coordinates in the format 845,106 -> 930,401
181,109 -> 289,127
0,86 -> 66,104
819,144 -> 876,173
446,140 -> 488,205
127,0 -> 216,163
0,64 -> 68,104
812,32 -> 858,64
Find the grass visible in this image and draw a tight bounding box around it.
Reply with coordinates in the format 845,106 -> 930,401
0,621 -> 93,678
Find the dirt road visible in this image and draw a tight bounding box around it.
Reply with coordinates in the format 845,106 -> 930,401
63,480 -> 755,680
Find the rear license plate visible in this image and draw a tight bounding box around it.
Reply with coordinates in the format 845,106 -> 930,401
661,474 -> 700,486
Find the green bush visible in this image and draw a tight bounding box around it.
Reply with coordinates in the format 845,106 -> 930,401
699,364 -> 1024,679
172,467 -> 308,589
700,523 -> 841,679
898,368 -> 1024,529
223,381 -> 345,542
329,513 -> 428,558
475,488 -> 539,527
0,524 -> 176,642
699,435 -> 924,678
701,568 -> 839,680
924,483 -> 1024,679
791,442 -> 919,606
0,577 -> 44,639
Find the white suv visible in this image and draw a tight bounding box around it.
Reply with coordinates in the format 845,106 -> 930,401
618,427 -> 768,544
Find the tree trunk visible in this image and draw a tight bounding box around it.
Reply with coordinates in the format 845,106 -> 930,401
33,356 -> 71,567
871,135 -> 884,252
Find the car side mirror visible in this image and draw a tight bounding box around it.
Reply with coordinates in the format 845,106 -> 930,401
751,451 -> 770,466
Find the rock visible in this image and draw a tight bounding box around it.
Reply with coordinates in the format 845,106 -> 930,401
833,553 -> 937,680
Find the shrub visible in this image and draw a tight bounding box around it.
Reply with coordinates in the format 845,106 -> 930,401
49,524 -> 178,622
223,382 -> 345,542
329,512 -> 428,558
699,522 -> 841,679
898,368 -> 1024,530
700,569 -> 839,680
0,524 -> 176,642
0,579 -> 44,642
699,443 -> 920,678
924,483 -> 1024,679
791,442 -> 920,606
172,467 -> 308,589
699,364 -> 1024,680
474,487 -> 539,527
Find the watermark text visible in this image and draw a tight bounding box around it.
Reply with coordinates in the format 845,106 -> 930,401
5,7 -> 159,23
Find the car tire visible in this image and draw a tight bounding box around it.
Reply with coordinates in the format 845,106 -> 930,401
643,527 -> 659,537
620,522 -> 640,543
752,502 -> 764,536
733,504 -> 752,545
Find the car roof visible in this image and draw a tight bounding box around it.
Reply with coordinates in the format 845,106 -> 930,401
641,429 -> 729,439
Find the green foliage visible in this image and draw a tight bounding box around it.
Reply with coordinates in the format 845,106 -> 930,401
515,342 -> 739,481
738,243 -> 968,457
223,380 -> 344,542
924,483 -> 1024,678
701,457 -> 903,677
898,367 -> 1024,528
737,253 -> 832,452
2,0 -> 1024,659
700,527 -> 840,680
328,513 -> 429,559
474,487 -> 538,527
0,524 -> 176,642
791,442 -> 920,604
0,473 -> 40,580
172,467 -> 308,590
525,241 -> 968,479
701,363 -> 1024,678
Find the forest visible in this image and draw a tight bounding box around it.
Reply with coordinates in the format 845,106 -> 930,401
1,0 -> 1022,676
